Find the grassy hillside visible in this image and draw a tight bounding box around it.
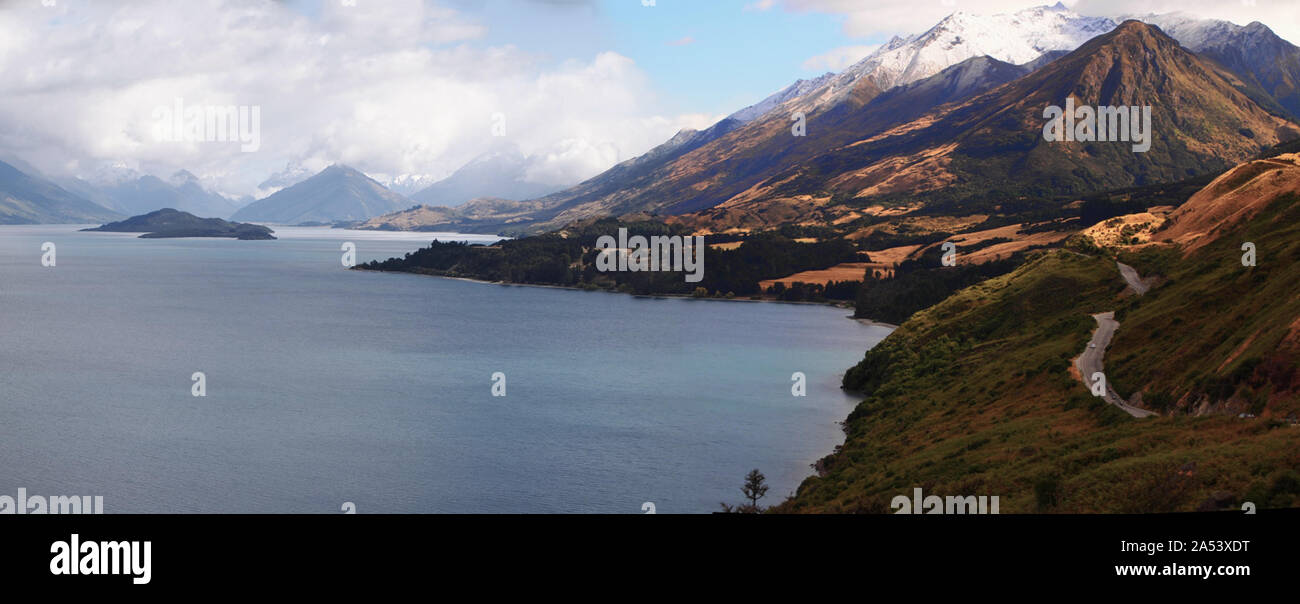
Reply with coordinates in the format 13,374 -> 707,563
1108,197 -> 1300,419
778,245 -> 1300,513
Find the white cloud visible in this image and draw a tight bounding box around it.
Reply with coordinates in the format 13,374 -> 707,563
802,44 -> 879,71
780,0 -> 1062,38
778,0 -> 1300,46
524,112 -> 723,186
0,0 -> 711,198
745,0 -> 777,11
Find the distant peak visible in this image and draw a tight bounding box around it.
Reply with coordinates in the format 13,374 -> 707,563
1116,19 -> 1155,31
168,169 -> 200,186
322,163 -> 363,176
1243,21 -> 1272,34
1106,19 -> 1176,42
1074,19 -> 1184,57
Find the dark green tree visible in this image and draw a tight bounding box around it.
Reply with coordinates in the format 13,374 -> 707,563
742,469 -> 768,509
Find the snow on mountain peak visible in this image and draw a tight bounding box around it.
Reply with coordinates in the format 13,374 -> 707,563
829,5 -> 1116,98
728,72 -> 836,123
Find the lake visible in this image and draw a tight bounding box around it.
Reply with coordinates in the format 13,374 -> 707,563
0,225 -> 890,513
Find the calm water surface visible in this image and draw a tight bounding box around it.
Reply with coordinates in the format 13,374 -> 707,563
0,225 -> 890,513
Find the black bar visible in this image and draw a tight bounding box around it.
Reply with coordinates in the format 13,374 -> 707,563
6,510 -> 1291,590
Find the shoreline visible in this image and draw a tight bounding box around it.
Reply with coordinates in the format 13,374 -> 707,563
355,266 -> 900,321
853,317 -> 900,329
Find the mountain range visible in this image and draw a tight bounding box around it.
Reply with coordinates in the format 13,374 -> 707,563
706,20 -> 1295,221
1136,12 -> 1300,120
353,6 -> 1299,235
5,6 -> 1300,232
75,170 -> 243,219
815,3 -> 1115,99
0,160 -> 121,224
231,164 -> 413,225
0,156 -> 250,224
410,143 -> 564,207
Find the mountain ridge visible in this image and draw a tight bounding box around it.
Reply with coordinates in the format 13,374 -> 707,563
370,11 -> 1300,236
697,20 -> 1298,232
232,164 -> 412,225
410,144 -> 564,208
0,160 -> 122,225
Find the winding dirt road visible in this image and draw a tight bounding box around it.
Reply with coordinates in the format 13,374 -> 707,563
1116,261 -> 1151,295
1075,311 -> 1157,418
1070,262 -> 1159,418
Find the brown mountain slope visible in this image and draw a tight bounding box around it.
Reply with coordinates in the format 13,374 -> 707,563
687,21 -> 1298,233
519,77 -> 886,233
1156,153 -> 1300,252
356,197 -> 546,231
520,56 -> 1039,233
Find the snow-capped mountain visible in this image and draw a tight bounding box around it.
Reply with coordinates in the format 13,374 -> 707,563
728,72 -> 835,123
1134,12 -> 1244,48
805,3 -> 1115,111
1132,12 -> 1300,118
256,162 -> 316,196
411,143 -> 565,207
383,173 -> 441,196
81,163 -> 145,188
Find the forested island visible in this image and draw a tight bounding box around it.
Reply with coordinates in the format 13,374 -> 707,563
83,208 -> 276,240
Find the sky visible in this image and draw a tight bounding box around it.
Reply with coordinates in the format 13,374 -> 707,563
0,0 -> 1296,199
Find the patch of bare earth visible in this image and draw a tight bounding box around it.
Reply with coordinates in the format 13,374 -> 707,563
759,262 -> 886,290
829,143 -> 960,198
1081,208 -> 1173,247
858,244 -> 922,266
961,231 -> 1072,264
670,192 -> 846,232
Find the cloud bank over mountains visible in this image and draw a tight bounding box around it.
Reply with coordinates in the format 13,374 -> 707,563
780,0 -> 1298,43
0,0 -> 717,198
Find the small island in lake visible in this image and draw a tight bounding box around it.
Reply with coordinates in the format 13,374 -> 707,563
83,208 -> 276,240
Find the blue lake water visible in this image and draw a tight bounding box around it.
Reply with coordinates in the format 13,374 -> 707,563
0,225 -> 890,513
